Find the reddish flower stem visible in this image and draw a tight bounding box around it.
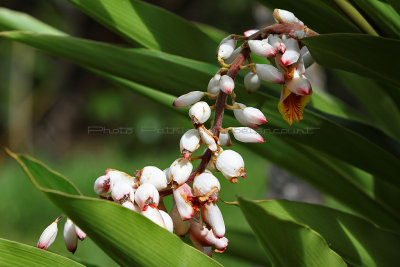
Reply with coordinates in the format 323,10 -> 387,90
159,23 -> 317,197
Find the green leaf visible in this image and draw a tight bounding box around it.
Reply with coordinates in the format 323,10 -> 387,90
255,0 -> 360,33
303,33 -> 400,87
2,32 -> 400,186
8,150 -> 221,267
253,199 -> 400,267
0,238 -> 83,267
237,198 -> 347,267
65,0 -> 217,62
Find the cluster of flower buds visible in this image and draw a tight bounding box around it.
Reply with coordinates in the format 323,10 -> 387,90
37,215 -> 86,253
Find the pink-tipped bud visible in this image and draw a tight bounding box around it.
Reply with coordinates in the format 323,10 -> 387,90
248,40 -> 276,58
255,64 -> 284,84
189,221 -> 228,251
217,36 -> 237,59
244,29 -> 258,37
122,201 -> 140,212
281,38 -> 300,66
207,74 -> 221,95
141,206 -> 166,228
198,126 -> 219,153
75,225 -> 86,241
37,220 -> 59,250
300,46 -> 314,68
273,9 -> 303,25
244,72 -> 261,93
159,210 -> 174,233
189,101 -> 211,126
233,103 -> 259,128
173,183 -> 195,220
94,175 -> 112,195
232,127 -> 265,143
135,183 -> 160,210
286,75 -> 312,95
180,129 -> 201,158
170,205 -> 191,235
268,34 -> 286,54
202,202 -> 225,238
193,173 -> 220,202
111,182 -> 134,203
243,107 -> 267,125
63,219 -> 78,253
215,150 -> 245,183
169,158 -> 193,185
219,75 -> 235,94
218,132 -> 232,146
173,91 -> 205,108
138,166 -> 168,191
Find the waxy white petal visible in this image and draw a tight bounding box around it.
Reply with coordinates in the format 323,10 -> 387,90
63,219 -> 78,253
111,182 -> 134,203
189,221 -> 229,251
243,107 -> 267,125
244,29 -> 258,37
189,101 -> 211,126
285,75 -> 312,95
219,75 -> 235,94
173,183 -> 195,220
122,201 -> 140,212
141,206 -> 166,228
180,129 -> 201,159
170,205 -> 191,235
217,36 -> 237,59
300,46 -> 314,68
202,202 -> 225,238
233,103 -> 258,128
273,9 -> 303,25
173,91 -> 205,108
207,74 -> 221,95
37,221 -> 58,250
198,126 -> 219,153
215,150 -> 246,183
74,225 -> 86,241
225,47 -> 241,64
281,38 -> 300,66
244,72 -> 261,93
94,175 -> 112,195
135,183 -> 160,210
105,169 -> 136,187
218,132 -> 232,146
159,210 -> 174,233
255,64 -> 284,84
193,172 -> 220,201
232,127 -> 265,143
268,34 -> 286,53
138,166 -> 168,191
248,40 -> 276,58
169,158 -> 193,185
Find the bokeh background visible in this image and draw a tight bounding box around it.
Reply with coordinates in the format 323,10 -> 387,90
0,0 -> 353,266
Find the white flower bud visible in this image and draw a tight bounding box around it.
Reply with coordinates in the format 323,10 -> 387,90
180,129 -> 201,159
170,205 -> 191,235
232,127 -> 265,143
138,166 -> 168,191
189,101 -> 211,126
255,64 -> 284,84
198,126 -> 219,153
173,183 -> 195,220
217,36 -> 237,59
296,55 -> 306,75
219,75 -> 235,94
285,75 -> 312,95
202,202 -> 225,238
207,149 -> 222,172
300,46 -> 314,68
244,29 -> 258,37
37,220 -> 59,250
141,206 -> 166,228
173,91 -> 205,108
216,150 -> 246,183
273,9 -> 303,25
218,132 -> 232,146
105,169 -> 136,187
169,158 -> 193,185
189,221 -> 228,252
233,103 -> 258,128
159,210 -> 174,233
244,72 -> 261,93
163,168 -> 172,184
281,37 -> 300,66
268,34 -> 286,54
135,183 -> 160,210
74,225 -> 86,241
248,40 -> 276,58
243,107 -> 267,125
94,175 -> 112,195
122,201 -> 140,212
193,173 -> 220,202
225,47 -> 241,64
63,219 -> 78,253
207,74 -> 221,95
111,182 -> 134,203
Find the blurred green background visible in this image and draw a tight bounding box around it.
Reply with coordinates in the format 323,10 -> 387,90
0,0 -> 333,266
